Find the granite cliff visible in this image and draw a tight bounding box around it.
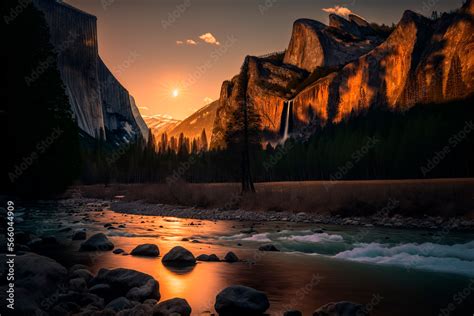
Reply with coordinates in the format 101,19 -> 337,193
32,0 -> 148,142
210,0 -> 474,148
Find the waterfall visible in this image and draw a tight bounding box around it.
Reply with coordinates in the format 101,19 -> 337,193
282,100 -> 292,143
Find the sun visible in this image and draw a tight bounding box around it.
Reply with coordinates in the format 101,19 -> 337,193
172,89 -> 179,98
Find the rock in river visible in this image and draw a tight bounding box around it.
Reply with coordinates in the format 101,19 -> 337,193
215,285 -> 270,315
258,244 -> 280,252
313,301 -> 368,316
131,244 -> 160,257
162,246 -> 196,266
224,251 -> 239,263
79,233 -> 114,251
153,298 -> 192,316
72,229 -> 87,240
90,268 -> 160,302
196,254 -> 220,262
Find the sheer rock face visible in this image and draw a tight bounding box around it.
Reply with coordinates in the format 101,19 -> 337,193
283,18 -> 382,72
32,0 -> 147,141
210,56 -> 306,148
292,7 -> 474,129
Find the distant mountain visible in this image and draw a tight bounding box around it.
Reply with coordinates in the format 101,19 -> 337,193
168,100 -> 219,141
147,100 -> 219,143
144,114 -> 181,137
32,0 -> 148,142
210,0 -> 474,148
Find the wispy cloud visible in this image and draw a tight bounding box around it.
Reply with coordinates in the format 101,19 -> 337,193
199,32 -> 220,45
138,106 -> 149,111
203,97 -> 214,104
322,5 -> 353,17
176,39 -> 198,45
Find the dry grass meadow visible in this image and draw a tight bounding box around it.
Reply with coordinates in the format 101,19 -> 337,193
73,178 -> 474,218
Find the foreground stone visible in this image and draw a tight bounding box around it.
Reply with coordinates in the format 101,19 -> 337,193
8,253 -> 68,315
131,244 -> 160,257
162,246 -> 196,266
313,301 -> 368,316
153,298 -> 192,316
79,233 -> 114,251
90,268 -> 160,302
215,285 -> 270,315
224,252 -> 239,263
72,229 -> 87,240
284,311 -> 302,316
196,254 -> 220,262
258,244 -> 280,252
105,297 -> 135,312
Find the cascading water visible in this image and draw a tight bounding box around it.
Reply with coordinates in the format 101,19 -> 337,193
281,100 -> 292,143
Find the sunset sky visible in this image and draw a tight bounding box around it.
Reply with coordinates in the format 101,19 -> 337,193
66,0 -> 461,120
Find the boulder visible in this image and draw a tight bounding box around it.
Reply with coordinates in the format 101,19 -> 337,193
89,283 -> 113,300
162,246 -> 196,266
90,268 -> 160,302
72,229 -> 87,240
105,297 -> 135,312
196,254 -> 220,262
69,264 -> 90,274
114,248 -> 125,254
131,244 -> 160,257
117,303 -> 154,316
313,301 -> 368,316
153,298 -> 192,316
79,233 -> 114,251
16,253 -> 68,301
70,269 -> 94,283
126,279 -> 159,302
284,311 -> 302,316
69,277 -> 88,292
224,252 -> 239,263
258,244 -> 280,252
215,285 -> 270,315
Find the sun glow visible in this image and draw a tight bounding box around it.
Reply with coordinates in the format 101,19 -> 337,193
172,89 -> 179,97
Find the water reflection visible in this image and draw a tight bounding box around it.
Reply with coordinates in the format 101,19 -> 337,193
18,206 -> 474,316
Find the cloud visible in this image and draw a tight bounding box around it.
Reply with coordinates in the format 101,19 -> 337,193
199,32 -> 220,45
203,97 -> 213,104
322,5 -> 353,17
176,39 -> 198,46
138,106 -> 149,111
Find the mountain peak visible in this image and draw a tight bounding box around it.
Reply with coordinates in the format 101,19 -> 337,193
349,14 -> 370,28
463,0 -> 474,14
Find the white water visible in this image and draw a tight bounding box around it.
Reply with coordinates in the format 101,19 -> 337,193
281,100 -> 292,143
219,230 -> 474,276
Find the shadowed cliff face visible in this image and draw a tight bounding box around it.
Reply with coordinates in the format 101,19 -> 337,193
210,0 -> 474,145
210,55 -> 307,148
283,17 -> 383,72
32,0 -> 148,142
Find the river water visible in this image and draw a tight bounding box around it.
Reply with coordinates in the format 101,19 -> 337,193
15,201 -> 474,315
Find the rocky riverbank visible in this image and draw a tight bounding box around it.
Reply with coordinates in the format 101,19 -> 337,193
110,199 -> 474,232
2,198 -> 473,315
